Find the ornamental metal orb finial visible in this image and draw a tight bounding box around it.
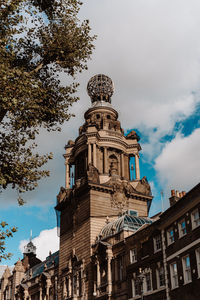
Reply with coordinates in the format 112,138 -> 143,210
87,74 -> 114,103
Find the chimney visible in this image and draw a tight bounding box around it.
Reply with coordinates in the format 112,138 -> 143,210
169,189 -> 180,206
169,189 -> 186,206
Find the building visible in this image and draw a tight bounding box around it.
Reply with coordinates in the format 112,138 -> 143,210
0,239 -> 58,300
116,185 -> 200,300
1,74 -> 200,300
55,74 -> 153,300
56,75 -> 200,300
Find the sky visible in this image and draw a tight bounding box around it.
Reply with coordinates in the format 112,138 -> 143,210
1,0 -> 200,266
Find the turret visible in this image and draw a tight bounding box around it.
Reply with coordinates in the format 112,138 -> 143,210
22,237 -> 41,270
64,74 -> 142,190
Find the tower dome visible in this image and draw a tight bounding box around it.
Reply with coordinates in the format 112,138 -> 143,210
87,74 -> 114,103
23,240 -> 36,256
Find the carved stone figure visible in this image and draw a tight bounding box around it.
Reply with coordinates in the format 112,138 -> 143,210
135,176 -> 152,196
57,186 -> 67,203
126,130 -> 140,141
87,163 -> 100,184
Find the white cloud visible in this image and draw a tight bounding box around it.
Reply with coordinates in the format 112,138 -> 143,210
19,227 -> 59,261
79,0 -> 200,132
2,0 -> 200,206
155,128 -> 200,191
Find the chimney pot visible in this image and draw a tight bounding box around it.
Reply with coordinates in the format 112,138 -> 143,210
171,189 -> 175,196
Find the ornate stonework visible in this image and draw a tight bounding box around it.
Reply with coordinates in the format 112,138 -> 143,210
56,74 -> 153,300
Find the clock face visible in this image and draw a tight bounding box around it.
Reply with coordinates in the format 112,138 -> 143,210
87,74 -> 114,102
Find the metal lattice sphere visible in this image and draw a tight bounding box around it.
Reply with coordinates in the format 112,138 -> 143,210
87,74 -> 114,103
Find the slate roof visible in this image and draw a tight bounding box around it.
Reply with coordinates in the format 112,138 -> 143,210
31,251 -> 59,278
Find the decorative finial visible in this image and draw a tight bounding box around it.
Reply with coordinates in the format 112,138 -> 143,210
87,74 -> 114,103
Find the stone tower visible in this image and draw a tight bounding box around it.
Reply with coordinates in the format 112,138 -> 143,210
56,74 -> 152,300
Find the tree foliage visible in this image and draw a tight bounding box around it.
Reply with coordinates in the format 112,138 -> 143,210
0,0 -> 95,203
0,221 -> 17,261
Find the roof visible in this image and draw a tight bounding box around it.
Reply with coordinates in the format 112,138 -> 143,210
0,266 -> 13,279
31,251 -> 59,278
99,214 -> 152,239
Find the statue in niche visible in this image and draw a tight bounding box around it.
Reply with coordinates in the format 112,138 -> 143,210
109,155 -> 118,176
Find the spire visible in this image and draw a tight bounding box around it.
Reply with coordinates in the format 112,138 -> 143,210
2,266 -> 11,278
23,233 -> 36,256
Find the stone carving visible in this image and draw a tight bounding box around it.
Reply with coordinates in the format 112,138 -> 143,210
126,130 -> 140,141
112,188 -> 128,209
67,140 -> 75,146
87,74 -> 114,103
57,186 -> 67,203
135,176 -> 152,196
87,163 -> 100,184
105,177 -> 136,209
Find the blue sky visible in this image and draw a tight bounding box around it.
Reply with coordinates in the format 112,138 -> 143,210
1,0 -> 200,266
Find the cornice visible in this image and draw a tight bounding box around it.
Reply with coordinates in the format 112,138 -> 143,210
55,181 -> 153,211
72,132 -> 141,156
84,105 -> 118,119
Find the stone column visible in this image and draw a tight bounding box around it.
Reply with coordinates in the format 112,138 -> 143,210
104,147 -> 108,173
46,279 -> 51,300
135,154 -> 140,180
63,278 -> 67,298
93,280 -> 97,297
121,153 -> 124,178
93,143 -> 97,168
23,289 -> 29,300
68,275 -> 72,298
65,159 -> 70,189
39,287 -> 42,300
88,143 -> 92,165
106,250 -> 112,296
96,260 -> 100,296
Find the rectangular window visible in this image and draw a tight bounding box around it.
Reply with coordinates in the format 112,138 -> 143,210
117,256 -> 123,281
144,272 -> 152,292
73,274 -> 77,295
178,219 -> 187,237
167,227 -> 175,245
65,277 -> 69,298
141,241 -> 149,258
154,235 -> 162,252
191,208 -> 200,229
130,248 -> 137,263
157,266 -> 165,288
170,262 -> 178,289
196,248 -> 200,278
182,255 -> 191,284
78,271 -> 82,296
131,279 -> 140,297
